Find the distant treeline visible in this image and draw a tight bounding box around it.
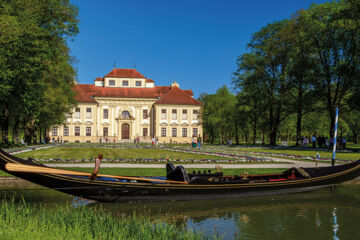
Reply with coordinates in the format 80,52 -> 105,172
199,0 -> 360,145
0,0 -> 79,145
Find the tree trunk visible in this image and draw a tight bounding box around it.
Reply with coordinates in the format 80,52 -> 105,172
296,105 -> 303,146
235,121 -> 239,145
270,129 -> 277,146
253,121 -> 257,145
1,108 -> 9,145
354,133 -> 358,144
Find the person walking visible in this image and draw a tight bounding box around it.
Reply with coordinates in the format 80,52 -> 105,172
197,134 -> 202,149
311,134 -> 317,148
342,137 -> 346,149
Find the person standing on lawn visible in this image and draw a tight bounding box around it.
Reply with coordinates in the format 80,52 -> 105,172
312,134 -> 317,148
342,137 -> 346,149
89,154 -> 103,180
197,134 -> 202,149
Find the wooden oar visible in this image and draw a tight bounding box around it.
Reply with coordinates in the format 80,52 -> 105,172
5,163 -> 188,184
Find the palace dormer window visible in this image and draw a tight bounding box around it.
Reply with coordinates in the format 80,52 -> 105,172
122,80 -> 129,86
109,80 -> 115,86
136,81 -> 142,86
122,111 -> 130,119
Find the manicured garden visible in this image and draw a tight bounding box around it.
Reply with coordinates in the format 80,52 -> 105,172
15,147 -> 232,161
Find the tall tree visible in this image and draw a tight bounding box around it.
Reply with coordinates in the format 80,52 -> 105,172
0,0 -> 79,144
299,0 -> 360,138
234,20 -> 294,145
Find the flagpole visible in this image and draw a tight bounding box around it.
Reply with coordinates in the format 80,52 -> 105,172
332,107 -> 339,166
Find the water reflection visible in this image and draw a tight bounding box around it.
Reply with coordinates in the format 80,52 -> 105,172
1,181 -> 360,240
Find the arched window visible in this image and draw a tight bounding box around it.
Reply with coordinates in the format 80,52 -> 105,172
122,111 -> 130,119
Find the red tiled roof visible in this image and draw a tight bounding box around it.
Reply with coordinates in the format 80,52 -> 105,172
146,79 -> 154,83
73,84 -> 201,105
155,86 -> 202,106
184,89 -> 193,96
105,68 -> 146,78
94,77 -> 103,81
74,84 -> 98,103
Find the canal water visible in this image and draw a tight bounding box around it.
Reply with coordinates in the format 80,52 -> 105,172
1,179 -> 360,240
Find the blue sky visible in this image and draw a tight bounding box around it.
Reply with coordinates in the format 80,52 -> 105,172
68,0 -> 327,98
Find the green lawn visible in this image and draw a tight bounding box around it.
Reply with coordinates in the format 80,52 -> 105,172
15,147 -> 232,160
231,148 -> 360,161
182,145 -> 360,161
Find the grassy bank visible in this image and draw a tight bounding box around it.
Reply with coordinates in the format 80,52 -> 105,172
0,168 -> 287,178
0,199 -> 218,240
16,147 -> 232,161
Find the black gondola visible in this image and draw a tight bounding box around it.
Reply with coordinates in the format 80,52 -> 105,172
1,148 -> 360,202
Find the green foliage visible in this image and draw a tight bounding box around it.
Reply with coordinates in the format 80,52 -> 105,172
0,199 -> 217,239
231,0 -> 360,145
199,86 -> 239,143
0,0 -> 79,145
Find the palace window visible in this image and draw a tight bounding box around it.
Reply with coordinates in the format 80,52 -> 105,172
122,111 -> 130,119
109,80 -> 115,86
143,109 -> 148,119
75,127 -> 80,136
103,127 -> 108,137
86,127 -> 91,136
161,128 -> 166,137
122,80 -> 129,86
172,109 -> 177,119
103,109 -> 108,119
161,109 -> 167,119
52,127 -> 58,136
86,108 -> 92,119
63,126 -> 69,136
182,128 -> 187,137
74,108 -> 80,118
143,128 -> 148,137
136,81 -> 142,86
182,109 -> 187,120
193,110 -> 198,120
172,128 -> 177,137
193,128 -> 198,137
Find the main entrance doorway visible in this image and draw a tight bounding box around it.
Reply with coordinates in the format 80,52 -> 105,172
121,124 -> 130,139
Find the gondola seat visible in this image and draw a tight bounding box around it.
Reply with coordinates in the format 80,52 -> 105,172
166,163 -> 190,183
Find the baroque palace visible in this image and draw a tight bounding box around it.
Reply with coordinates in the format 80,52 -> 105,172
49,68 -> 203,143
